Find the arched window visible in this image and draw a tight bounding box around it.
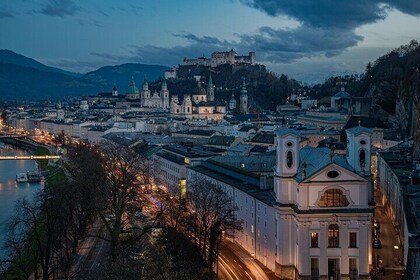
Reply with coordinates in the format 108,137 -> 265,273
286,151 -> 293,168
328,224 -> 340,248
319,188 -> 349,207
359,149 -> 366,169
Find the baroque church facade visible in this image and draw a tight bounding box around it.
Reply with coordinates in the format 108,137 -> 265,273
170,75 -> 227,120
125,79 -> 170,109
274,126 -> 373,279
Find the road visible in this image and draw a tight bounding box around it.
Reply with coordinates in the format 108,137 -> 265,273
373,185 -> 405,280
218,240 -> 279,280
68,221 -> 108,279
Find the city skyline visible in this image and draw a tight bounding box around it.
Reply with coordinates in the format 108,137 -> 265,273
1,0 -> 420,83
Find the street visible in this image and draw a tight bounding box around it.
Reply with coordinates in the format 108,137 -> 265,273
373,186 -> 405,280
218,240 -> 279,280
68,221 -> 109,279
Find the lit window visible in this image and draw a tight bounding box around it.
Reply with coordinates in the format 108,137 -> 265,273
328,224 -> 340,248
240,163 -> 246,168
319,188 -> 349,207
311,232 -> 319,248
184,158 -> 190,164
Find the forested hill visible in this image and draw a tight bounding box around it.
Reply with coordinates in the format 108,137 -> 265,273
148,63 -> 302,111
310,40 -> 420,115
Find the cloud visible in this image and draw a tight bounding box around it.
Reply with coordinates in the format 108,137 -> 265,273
0,11 -> 14,19
173,33 -> 229,46
238,26 -> 363,62
232,0 -> 420,63
39,0 -> 80,17
241,0 -> 388,29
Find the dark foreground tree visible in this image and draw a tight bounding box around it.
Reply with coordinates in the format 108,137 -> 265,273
2,188 -> 71,280
96,141 -> 162,259
171,174 -> 242,273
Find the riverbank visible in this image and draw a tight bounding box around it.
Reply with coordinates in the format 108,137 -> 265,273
0,141 -> 67,280
0,143 -> 44,261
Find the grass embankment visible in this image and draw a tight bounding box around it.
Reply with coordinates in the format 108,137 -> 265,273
34,147 -> 50,170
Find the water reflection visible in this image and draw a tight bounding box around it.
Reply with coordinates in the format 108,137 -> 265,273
0,141 -> 43,260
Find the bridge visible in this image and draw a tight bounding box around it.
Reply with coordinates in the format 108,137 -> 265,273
0,134 -> 25,139
0,155 -> 61,160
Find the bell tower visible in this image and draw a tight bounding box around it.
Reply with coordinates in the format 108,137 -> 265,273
275,128 -> 300,204
346,126 -> 372,175
160,79 -> 170,108
240,79 -> 248,114
207,72 -> 215,102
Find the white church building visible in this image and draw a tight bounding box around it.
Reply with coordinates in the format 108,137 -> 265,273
183,126 -> 374,279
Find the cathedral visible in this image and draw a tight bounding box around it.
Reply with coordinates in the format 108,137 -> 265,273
170,75 -> 226,120
125,78 -> 170,109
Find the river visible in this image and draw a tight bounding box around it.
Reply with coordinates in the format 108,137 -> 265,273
0,141 -> 43,261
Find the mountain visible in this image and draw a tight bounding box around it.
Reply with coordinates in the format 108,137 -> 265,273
82,63 -> 170,90
0,49 -> 78,77
0,50 -> 172,100
0,63 -> 103,100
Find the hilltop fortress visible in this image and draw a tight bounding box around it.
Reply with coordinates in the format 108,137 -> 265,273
164,49 -> 262,79
183,49 -> 256,67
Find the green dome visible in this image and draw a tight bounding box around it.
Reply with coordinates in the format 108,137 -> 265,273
127,79 -> 139,94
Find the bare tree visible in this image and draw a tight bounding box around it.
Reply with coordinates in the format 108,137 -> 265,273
97,141 -> 161,258
66,142 -> 106,252
180,174 -> 242,273
2,190 -> 70,280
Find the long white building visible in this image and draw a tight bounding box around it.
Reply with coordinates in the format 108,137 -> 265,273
183,126 -> 374,280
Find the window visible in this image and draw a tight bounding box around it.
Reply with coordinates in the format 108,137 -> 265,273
319,188 -> 350,207
349,232 -> 357,248
311,232 -> 319,248
286,141 -> 293,147
311,258 -> 320,280
359,149 -> 366,169
349,259 -> 358,280
286,151 -> 293,168
328,224 -> 340,248
327,170 -> 339,178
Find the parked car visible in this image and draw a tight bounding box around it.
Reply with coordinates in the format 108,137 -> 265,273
373,238 -> 382,249
373,219 -> 381,230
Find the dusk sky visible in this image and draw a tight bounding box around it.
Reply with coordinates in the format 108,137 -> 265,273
1,0 -> 420,83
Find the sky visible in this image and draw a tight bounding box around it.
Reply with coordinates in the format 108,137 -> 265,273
1,0 -> 420,83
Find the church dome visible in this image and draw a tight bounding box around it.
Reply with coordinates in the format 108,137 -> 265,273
194,81 -> 207,95
127,79 -> 139,94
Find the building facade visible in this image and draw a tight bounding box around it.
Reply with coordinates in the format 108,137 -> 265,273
182,127 -> 375,279
170,78 -> 226,121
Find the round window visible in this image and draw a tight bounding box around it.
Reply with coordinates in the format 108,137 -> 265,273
360,139 -> 366,145
327,170 -> 339,178
286,141 -> 293,147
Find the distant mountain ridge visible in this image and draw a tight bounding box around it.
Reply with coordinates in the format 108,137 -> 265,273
0,49 -> 78,77
0,50 -> 171,100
